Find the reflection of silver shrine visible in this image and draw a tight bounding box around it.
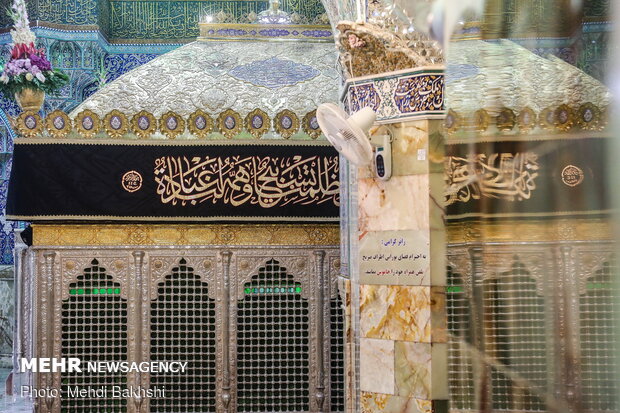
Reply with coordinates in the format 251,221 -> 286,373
257,0 -> 291,24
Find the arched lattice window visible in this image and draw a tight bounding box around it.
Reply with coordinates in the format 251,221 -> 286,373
579,260 -> 618,412
61,259 -> 127,413
236,259 -> 310,412
149,258 -> 217,413
483,260 -> 549,411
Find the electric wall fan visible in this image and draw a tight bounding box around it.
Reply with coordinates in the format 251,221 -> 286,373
317,103 -> 392,180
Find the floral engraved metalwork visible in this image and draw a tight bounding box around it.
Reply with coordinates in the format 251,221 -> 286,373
394,74 -> 444,114
74,109 -> 100,138
244,108 -> 270,139
32,224 -> 341,246
188,110 -> 214,139
159,111 -> 185,139
217,109 -> 243,139
103,110 -> 129,139
444,109 -> 460,134
302,110 -> 322,140
517,107 -> 537,132
131,111 -> 157,139
473,109 -> 490,132
496,108 -> 516,131
274,109 -> 299,139
45,110 -> 72,139
154,154 -> 340,207
229,56 -> 320,89
539,107 -> 555,130
16,111 -> 43,138
576,102 -> 601,131
554,104 -> 574,132
349,84 -> 381,113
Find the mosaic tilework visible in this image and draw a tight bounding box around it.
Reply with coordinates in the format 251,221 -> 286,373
0,111 -> 24,265
0,0 -> 327,40
109,0 -> 326,39
345,69 -> 445,122
349,83 -> 381,113
578,23 -> 611,82
38,0 -> 99,26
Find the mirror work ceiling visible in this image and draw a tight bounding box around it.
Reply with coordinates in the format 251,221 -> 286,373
0,0 -> 327,40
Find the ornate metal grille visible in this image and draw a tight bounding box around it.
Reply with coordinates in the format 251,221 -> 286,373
579,260 -> 618,412
149,258 -> 217,413
60,259 -> 128,413
482,261 -> 548,411
329,292 -> 345,412
236,259 -> 310,412
446,266 -> 475,411
27,247 -> 341,413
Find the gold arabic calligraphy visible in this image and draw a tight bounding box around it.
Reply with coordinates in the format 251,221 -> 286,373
445,152 -> 539,205
154,155 -> 340,207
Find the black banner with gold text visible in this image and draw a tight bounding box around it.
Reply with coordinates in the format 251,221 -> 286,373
7,141 -> 340,222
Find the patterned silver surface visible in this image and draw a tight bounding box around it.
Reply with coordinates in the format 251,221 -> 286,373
70,41 -> 339,124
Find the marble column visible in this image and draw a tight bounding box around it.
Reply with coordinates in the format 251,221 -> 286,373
341,68 -> 447,413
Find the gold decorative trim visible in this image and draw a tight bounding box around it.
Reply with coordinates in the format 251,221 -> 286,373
12,108 -> 327,140
554,104 -> 574,132
444,109 -> 460,134
9,214 -> 339,222
103,110 -> 129,139
445,104 -> 609,136
14,137 -> 332,146
517,107 -> 537,132
447,209 -> 612,220
32,224 -> 340,246
244,108 -> 270,139
159,111 -> 185,139
15,111 -> 44,138
131,111 -> 157,139
538,107 -> 555,130
188,110 -> 213,139
576,102 -> 601,131
74,110 -> 101,138
302,110 -> 321,139
447,218 -> 613,243
198,23 -> 333,43
496,107 -> 516,131
217,109 -> 243,139
274,109 -> 299,139
45,110 -> 72,139
473,109 -> 490,132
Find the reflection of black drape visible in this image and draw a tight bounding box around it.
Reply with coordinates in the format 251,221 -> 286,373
445,138 -> 609,219
6,142 -> 340,222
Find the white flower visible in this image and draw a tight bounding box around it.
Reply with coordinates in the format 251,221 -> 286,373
25,72 -> 33,81
0,75 -> 8,84
35,72 -> 45,82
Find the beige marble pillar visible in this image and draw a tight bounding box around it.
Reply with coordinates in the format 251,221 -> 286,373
341,68 -> 447,413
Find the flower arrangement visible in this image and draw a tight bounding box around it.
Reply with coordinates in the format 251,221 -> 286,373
0,0 -> 68,99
